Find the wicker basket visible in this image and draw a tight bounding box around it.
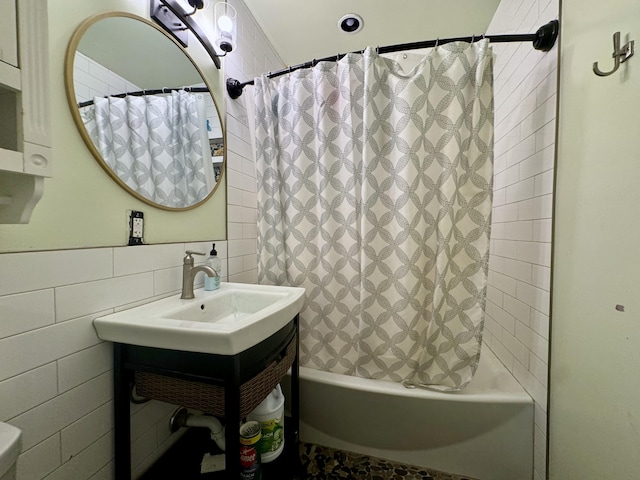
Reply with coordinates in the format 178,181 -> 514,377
135,337 -> 296,418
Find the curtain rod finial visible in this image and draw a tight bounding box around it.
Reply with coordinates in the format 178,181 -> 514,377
227,77 -> 244,99
533,20 -> 559,51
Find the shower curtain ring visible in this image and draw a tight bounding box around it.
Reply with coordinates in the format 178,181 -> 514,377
312,59 -> 317,67
471,34 -> 475,43
435,38 -> 439,47
376,45 -> 379,54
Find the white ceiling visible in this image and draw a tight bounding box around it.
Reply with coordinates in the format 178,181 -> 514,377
242,0 -> 502,66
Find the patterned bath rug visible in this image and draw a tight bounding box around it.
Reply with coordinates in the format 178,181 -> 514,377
298,442 -> 478,480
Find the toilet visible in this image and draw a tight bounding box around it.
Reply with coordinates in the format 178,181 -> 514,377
0,423 -> 21,480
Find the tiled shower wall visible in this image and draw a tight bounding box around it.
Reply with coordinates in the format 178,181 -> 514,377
224,0 -> 284,284
484,1 -> 558,479
0,241 -> 227,479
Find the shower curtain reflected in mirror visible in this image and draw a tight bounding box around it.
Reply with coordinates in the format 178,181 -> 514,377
80,89 -> 214,208
255,42 -> 494,391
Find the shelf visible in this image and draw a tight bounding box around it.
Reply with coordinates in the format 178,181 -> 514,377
140,417 -> 301,479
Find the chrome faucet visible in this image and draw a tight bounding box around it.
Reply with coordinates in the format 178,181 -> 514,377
181,251 -> 218,299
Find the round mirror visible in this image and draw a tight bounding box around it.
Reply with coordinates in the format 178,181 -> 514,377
64,12 -> 224,211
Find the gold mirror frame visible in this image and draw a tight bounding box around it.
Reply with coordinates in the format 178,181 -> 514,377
64,11 -> 225,211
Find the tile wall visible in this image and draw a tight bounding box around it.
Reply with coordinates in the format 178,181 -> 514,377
0,241 -> 227,479
223,0 -> 284,284
484,1 -> 558,479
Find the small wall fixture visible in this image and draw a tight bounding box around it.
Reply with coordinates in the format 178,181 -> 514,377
593,31 -> 634,77
150,0 -> 236,69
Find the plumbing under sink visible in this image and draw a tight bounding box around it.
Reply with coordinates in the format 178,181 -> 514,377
0,423 -> 21,480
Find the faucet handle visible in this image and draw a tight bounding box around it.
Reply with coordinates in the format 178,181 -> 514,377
184,250 -> 206,265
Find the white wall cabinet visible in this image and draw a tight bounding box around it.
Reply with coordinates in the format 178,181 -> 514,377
0,0 -> 51,223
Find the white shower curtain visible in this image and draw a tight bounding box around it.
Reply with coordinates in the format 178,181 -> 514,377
81,90 -> 210,208
255,42 -> 494,391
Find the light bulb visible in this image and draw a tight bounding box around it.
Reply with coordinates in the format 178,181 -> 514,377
217,15 -> 233,32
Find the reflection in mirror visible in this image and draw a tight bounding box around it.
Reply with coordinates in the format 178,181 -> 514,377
65,12 -> 224,210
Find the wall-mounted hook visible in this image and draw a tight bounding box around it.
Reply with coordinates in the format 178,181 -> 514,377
593,31 -> 634,77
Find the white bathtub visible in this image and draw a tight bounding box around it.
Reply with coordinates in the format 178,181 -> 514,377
288,346 -> 533,480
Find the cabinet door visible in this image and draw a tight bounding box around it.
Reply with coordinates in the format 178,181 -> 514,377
0,0 -> 18,67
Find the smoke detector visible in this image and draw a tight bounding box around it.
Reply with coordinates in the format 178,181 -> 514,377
338,14 -> 363,34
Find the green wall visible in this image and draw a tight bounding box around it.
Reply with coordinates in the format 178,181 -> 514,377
0,0 -> 226,253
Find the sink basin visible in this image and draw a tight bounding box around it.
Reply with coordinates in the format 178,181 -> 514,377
0,422 -> 21,479
93,282 -> 305,355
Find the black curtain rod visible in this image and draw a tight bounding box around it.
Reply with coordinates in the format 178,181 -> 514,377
78,86 -> 210,108
226,20 -> 559,99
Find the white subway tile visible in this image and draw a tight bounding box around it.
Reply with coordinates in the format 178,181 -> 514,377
488,337 -> 515,372
61,401 -> 113,462
504,221 -> 534,241
0,289 -> 55,339
488,270 -> 517,297
55,272 -> 154,322
16,433 -> 61,480
131,425 -> 158,470
486,286 -> 503,307
57,343 -> 113,393
531,309 -> 550,340
505,178 -> 535,204
516,321 -> 549,364
227,186 -> 244,206
153,266 -> 182,296
503,257 -> 533,282
243,254 -> 258,272
227,168 -> 257,192
534,169 -> 554,197
492,239 -> 518,259
506,133 -> 536,167
229,239 -> 258,258
516,241 -> 552,267
532,265 -> 551,291
228,256 -> 245,276
520,144 -> 555,179
0,249 -> 113,296
503,294 -> 531,324
113,244 -> 184,277
44,431 -> 113,480
535,120 -> 556,151
517,280 -> 550,314
532,219 -> 552,242
493,203 -> 519,223
518,194 -> 553,221
513,359 -> 547,406
0,363 -> 57,421
88,461 -> 114,480
131,401 -> 175,442
11,372 -> 112,451
243,223 -> 258,240
229,269 -> 259,284
489,254 -> 505,274
0,313 -> 104,381
486,301 -> 516,335
529,351 -> 549,388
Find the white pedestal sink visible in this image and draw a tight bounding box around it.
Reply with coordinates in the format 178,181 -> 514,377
93,282 -> 306,355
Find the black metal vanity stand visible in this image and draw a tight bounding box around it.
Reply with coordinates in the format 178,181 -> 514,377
113,316 -> 300,479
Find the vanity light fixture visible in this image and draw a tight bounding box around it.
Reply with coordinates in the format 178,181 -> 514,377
150,0 -> 236,69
